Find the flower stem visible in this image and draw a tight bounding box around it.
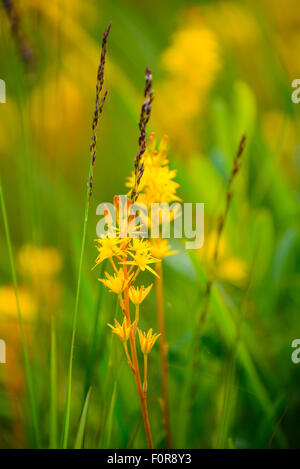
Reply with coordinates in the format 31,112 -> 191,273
143,354 -> 148,395
123,342 -> 134,371
155,262 -> 172,448
123,265 -> 153,448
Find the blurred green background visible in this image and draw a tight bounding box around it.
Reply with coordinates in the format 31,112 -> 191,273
0,0 -> 299,449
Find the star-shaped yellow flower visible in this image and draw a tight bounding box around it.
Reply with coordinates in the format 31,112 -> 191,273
95,237 -> 123,265
129,284 -> 153,305
98,269 -> 133,294
138,328 -> 161,355
124,251 -> 160,277
108,317 -> 132,342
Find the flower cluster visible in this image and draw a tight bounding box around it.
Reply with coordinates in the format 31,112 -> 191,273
127,133 -> 180,260
94,71 -> 181,447
127,133 -> 180,208
94,195 -> 160,358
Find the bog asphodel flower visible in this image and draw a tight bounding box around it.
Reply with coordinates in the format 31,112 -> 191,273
125,250 -> 160,277
138,328 -> 161,355
107,317 -> 132,343
94,237 -> 124,265
129,284 -> 153,305
98,269 -> 133,295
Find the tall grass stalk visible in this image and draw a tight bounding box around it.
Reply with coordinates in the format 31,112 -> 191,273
179,135 -> 246,446
215,250 -> 257,448
84,261 -> 106,397
61,23 -> 111,448
0,179 -> 40,447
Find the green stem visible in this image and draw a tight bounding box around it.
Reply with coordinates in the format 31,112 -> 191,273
0,179 -> 40,447
84,261 -> 106,397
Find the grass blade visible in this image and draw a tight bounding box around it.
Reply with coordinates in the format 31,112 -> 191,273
102,381 -> 117,449
74,387 -> 92,449
50,313 -> 57,448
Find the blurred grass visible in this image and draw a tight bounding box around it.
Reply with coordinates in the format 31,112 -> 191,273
0,0 -> 299,449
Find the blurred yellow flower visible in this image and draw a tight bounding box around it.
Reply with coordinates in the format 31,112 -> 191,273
150,239 -> 178,260
199,3 -> 260,48
262,110 -> 299,184
0,285 -> 37,321
262,0 -> 300,78
18,244 -> 62,278
138,328 -> 160,355
161,26 -> 220,91
199,230 -> 248,287
129,284 -> 153,305
154,23 -> 221,152
29,75 -> 86,159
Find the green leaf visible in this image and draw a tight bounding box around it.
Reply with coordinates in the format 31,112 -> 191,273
74,387 -> 93,449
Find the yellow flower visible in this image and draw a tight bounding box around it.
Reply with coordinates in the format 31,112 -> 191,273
108,317 -> 132,342
128,238 -> 151,254
95,237 -> 123,265
124,251 -> 160,277
138,328 -> 160,355
99,269 -> 133,294
129,284 -> 153,305
150,239 -> 178,259
124,238 -> 160,277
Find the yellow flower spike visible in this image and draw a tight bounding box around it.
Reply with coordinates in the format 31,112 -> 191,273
138,328 -> 161,355
129,284 -> 153,305
126,134 -> 180,208
107,317 -> 132,343
98,268 -> 133,295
